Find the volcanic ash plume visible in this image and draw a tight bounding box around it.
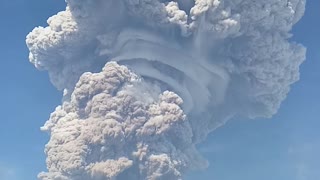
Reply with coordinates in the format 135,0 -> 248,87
26,0 -> 306,179
38,62 -> 200,180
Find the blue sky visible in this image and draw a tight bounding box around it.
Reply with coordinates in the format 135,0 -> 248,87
0,0 -> 319,180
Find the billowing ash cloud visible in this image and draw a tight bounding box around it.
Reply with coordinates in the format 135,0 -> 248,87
38,62 -> 203,180
26,0 -> 306,179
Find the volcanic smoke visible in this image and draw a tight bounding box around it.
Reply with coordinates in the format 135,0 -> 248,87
26,0 -> 306,179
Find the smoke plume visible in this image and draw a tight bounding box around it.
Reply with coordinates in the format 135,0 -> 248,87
26,0 -> 306,179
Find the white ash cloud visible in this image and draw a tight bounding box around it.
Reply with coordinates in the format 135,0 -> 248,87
26,0 -> 306,179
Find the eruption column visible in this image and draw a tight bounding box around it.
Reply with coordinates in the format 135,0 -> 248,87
27,0 -> 307,179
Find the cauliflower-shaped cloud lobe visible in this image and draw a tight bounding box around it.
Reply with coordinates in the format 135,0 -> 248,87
39,62 -> 203,180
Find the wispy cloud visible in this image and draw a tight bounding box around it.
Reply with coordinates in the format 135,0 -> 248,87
296,162 -> 308,180
0,164 -> 17,180
288,141 -> 320,180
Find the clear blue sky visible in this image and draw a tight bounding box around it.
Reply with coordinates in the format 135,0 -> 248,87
0,0 -> 319,180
